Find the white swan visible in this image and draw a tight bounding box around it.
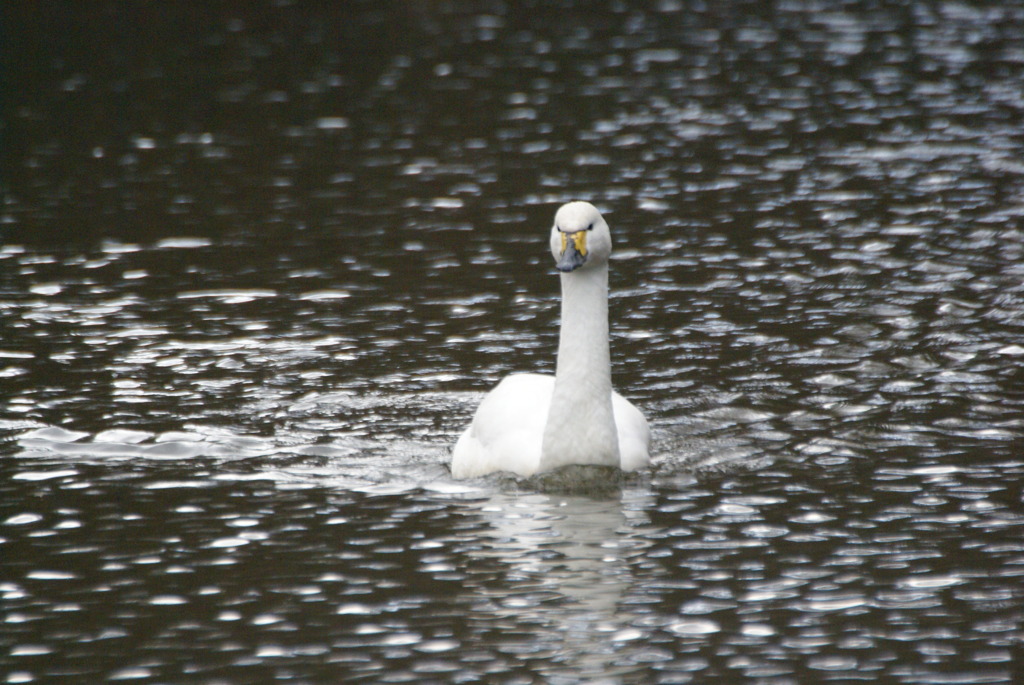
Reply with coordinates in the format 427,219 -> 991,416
451,201 -> 650,478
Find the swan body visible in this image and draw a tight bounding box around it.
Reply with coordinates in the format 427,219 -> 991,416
451,201 -> 650,479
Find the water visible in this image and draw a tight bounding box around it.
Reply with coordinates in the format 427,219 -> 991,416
3,2 -> 1024,682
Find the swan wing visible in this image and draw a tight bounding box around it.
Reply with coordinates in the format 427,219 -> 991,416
612,391 -> 650,471
452,373 -> 553,478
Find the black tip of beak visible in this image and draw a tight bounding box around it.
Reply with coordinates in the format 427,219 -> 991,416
556,244 -> 587,272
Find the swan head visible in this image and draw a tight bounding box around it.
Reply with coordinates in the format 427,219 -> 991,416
550,201 -> 612,273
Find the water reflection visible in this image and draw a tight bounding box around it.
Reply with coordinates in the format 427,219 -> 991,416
5,418 -> 1024,682
464,491 -> 659,682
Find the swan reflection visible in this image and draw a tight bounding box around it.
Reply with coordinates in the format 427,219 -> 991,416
460,488 -> 661,680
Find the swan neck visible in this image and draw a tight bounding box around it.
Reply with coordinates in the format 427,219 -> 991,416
540,263 -> 618,470
555,265 -> 610,386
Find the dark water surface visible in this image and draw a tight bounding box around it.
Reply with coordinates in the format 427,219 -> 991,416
3,2 -> 1024,683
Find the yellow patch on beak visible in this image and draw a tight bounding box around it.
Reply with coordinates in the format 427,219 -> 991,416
561,230 -> 588,257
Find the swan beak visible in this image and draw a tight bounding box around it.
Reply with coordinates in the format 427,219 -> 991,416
556,231 -> 588,272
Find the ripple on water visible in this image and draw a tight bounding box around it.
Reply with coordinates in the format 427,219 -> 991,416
3,3 -> 1024,683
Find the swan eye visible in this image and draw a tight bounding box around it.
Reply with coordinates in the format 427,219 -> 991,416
587,223 -> 594,231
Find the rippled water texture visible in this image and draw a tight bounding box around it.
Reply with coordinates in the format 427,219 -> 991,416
3,2 -> 1024,683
